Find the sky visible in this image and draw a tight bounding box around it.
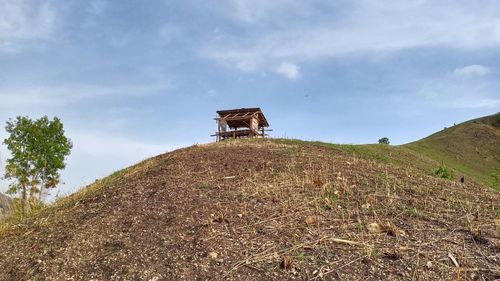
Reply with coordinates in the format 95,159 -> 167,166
0,0 -> 499,198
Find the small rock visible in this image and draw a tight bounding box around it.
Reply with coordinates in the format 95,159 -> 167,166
208,252 -> 218,259
426,261 -> 432,269
237,214 -> 243,218
305,216 -> 316,225
367,223 -> 384,234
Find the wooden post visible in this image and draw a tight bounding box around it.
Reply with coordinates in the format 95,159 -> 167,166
217,119 -> 220,142
261,127 -> 265,138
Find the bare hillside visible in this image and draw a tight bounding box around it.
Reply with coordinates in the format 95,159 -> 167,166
0,140 -> 498,280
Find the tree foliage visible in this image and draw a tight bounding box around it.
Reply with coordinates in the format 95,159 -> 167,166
3,116 -> 72,213
378,137 -> 390,145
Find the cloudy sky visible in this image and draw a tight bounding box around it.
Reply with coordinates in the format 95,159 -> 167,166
0,0 -> 499,198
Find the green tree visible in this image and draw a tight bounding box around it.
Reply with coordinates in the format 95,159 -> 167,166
3,116 -> 72,213
378,137 -> 390,145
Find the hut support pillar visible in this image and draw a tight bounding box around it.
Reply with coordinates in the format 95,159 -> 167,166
217,120 -> 220,142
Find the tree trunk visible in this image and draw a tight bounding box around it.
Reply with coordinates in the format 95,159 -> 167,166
39,185 -> 44,201
21,186 -> 30,214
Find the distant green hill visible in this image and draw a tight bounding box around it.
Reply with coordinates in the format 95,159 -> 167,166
275,113 -> 499,190
404,113 -> 500,190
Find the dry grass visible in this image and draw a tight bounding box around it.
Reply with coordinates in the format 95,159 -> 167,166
0,140 -> 498,280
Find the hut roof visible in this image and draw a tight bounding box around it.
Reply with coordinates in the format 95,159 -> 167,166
216,108 -> 269,128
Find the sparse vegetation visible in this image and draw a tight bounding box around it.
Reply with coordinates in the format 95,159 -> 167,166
435,163 -> 453,179
406,207 -> 419,217
406,113 -> 500,189
0,198 -> 46,234
320,184 -> 339,208
198,182 -> 210,189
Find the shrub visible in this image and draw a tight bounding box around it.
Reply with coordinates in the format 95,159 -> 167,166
378,137 -> 390,145
322,185 -> 339,203
435,164 -> 452,179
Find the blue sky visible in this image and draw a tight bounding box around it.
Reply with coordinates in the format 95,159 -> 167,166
0,0 -> 499,197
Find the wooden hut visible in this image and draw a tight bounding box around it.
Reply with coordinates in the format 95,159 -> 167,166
214,108 -> 270,141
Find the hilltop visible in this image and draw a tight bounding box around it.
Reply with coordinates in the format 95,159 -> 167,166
405,113 -> 500,189
0,137 -> 498,280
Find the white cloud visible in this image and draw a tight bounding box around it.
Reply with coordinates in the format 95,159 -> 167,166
227,0 -> 303,23
0,82 -> 169,109
447,98 -> 500,109
205,1 -> 500,74
417,71 -> 500,109
275,62 -> 301,79
0,0 -> 57,51
236,60 -> 258,72
453,65 -> 491,77
69,131 -> 173,159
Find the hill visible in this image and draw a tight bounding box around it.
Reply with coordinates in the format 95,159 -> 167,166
0,139 -> 498,280
405,113 -> 500,190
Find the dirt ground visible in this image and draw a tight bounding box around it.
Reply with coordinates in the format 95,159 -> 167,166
0,140 -> 498,280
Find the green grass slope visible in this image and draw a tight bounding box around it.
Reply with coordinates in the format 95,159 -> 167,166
276,139 -> 442,177
405,113 -> 500,190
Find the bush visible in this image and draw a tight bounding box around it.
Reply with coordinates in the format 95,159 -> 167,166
435,164 -> 452,179
378,137 -> 390,145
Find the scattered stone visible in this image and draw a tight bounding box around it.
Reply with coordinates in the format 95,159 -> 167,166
305,216 -> 316,225
208,252 -> 218,260
368,223 -> 384,234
